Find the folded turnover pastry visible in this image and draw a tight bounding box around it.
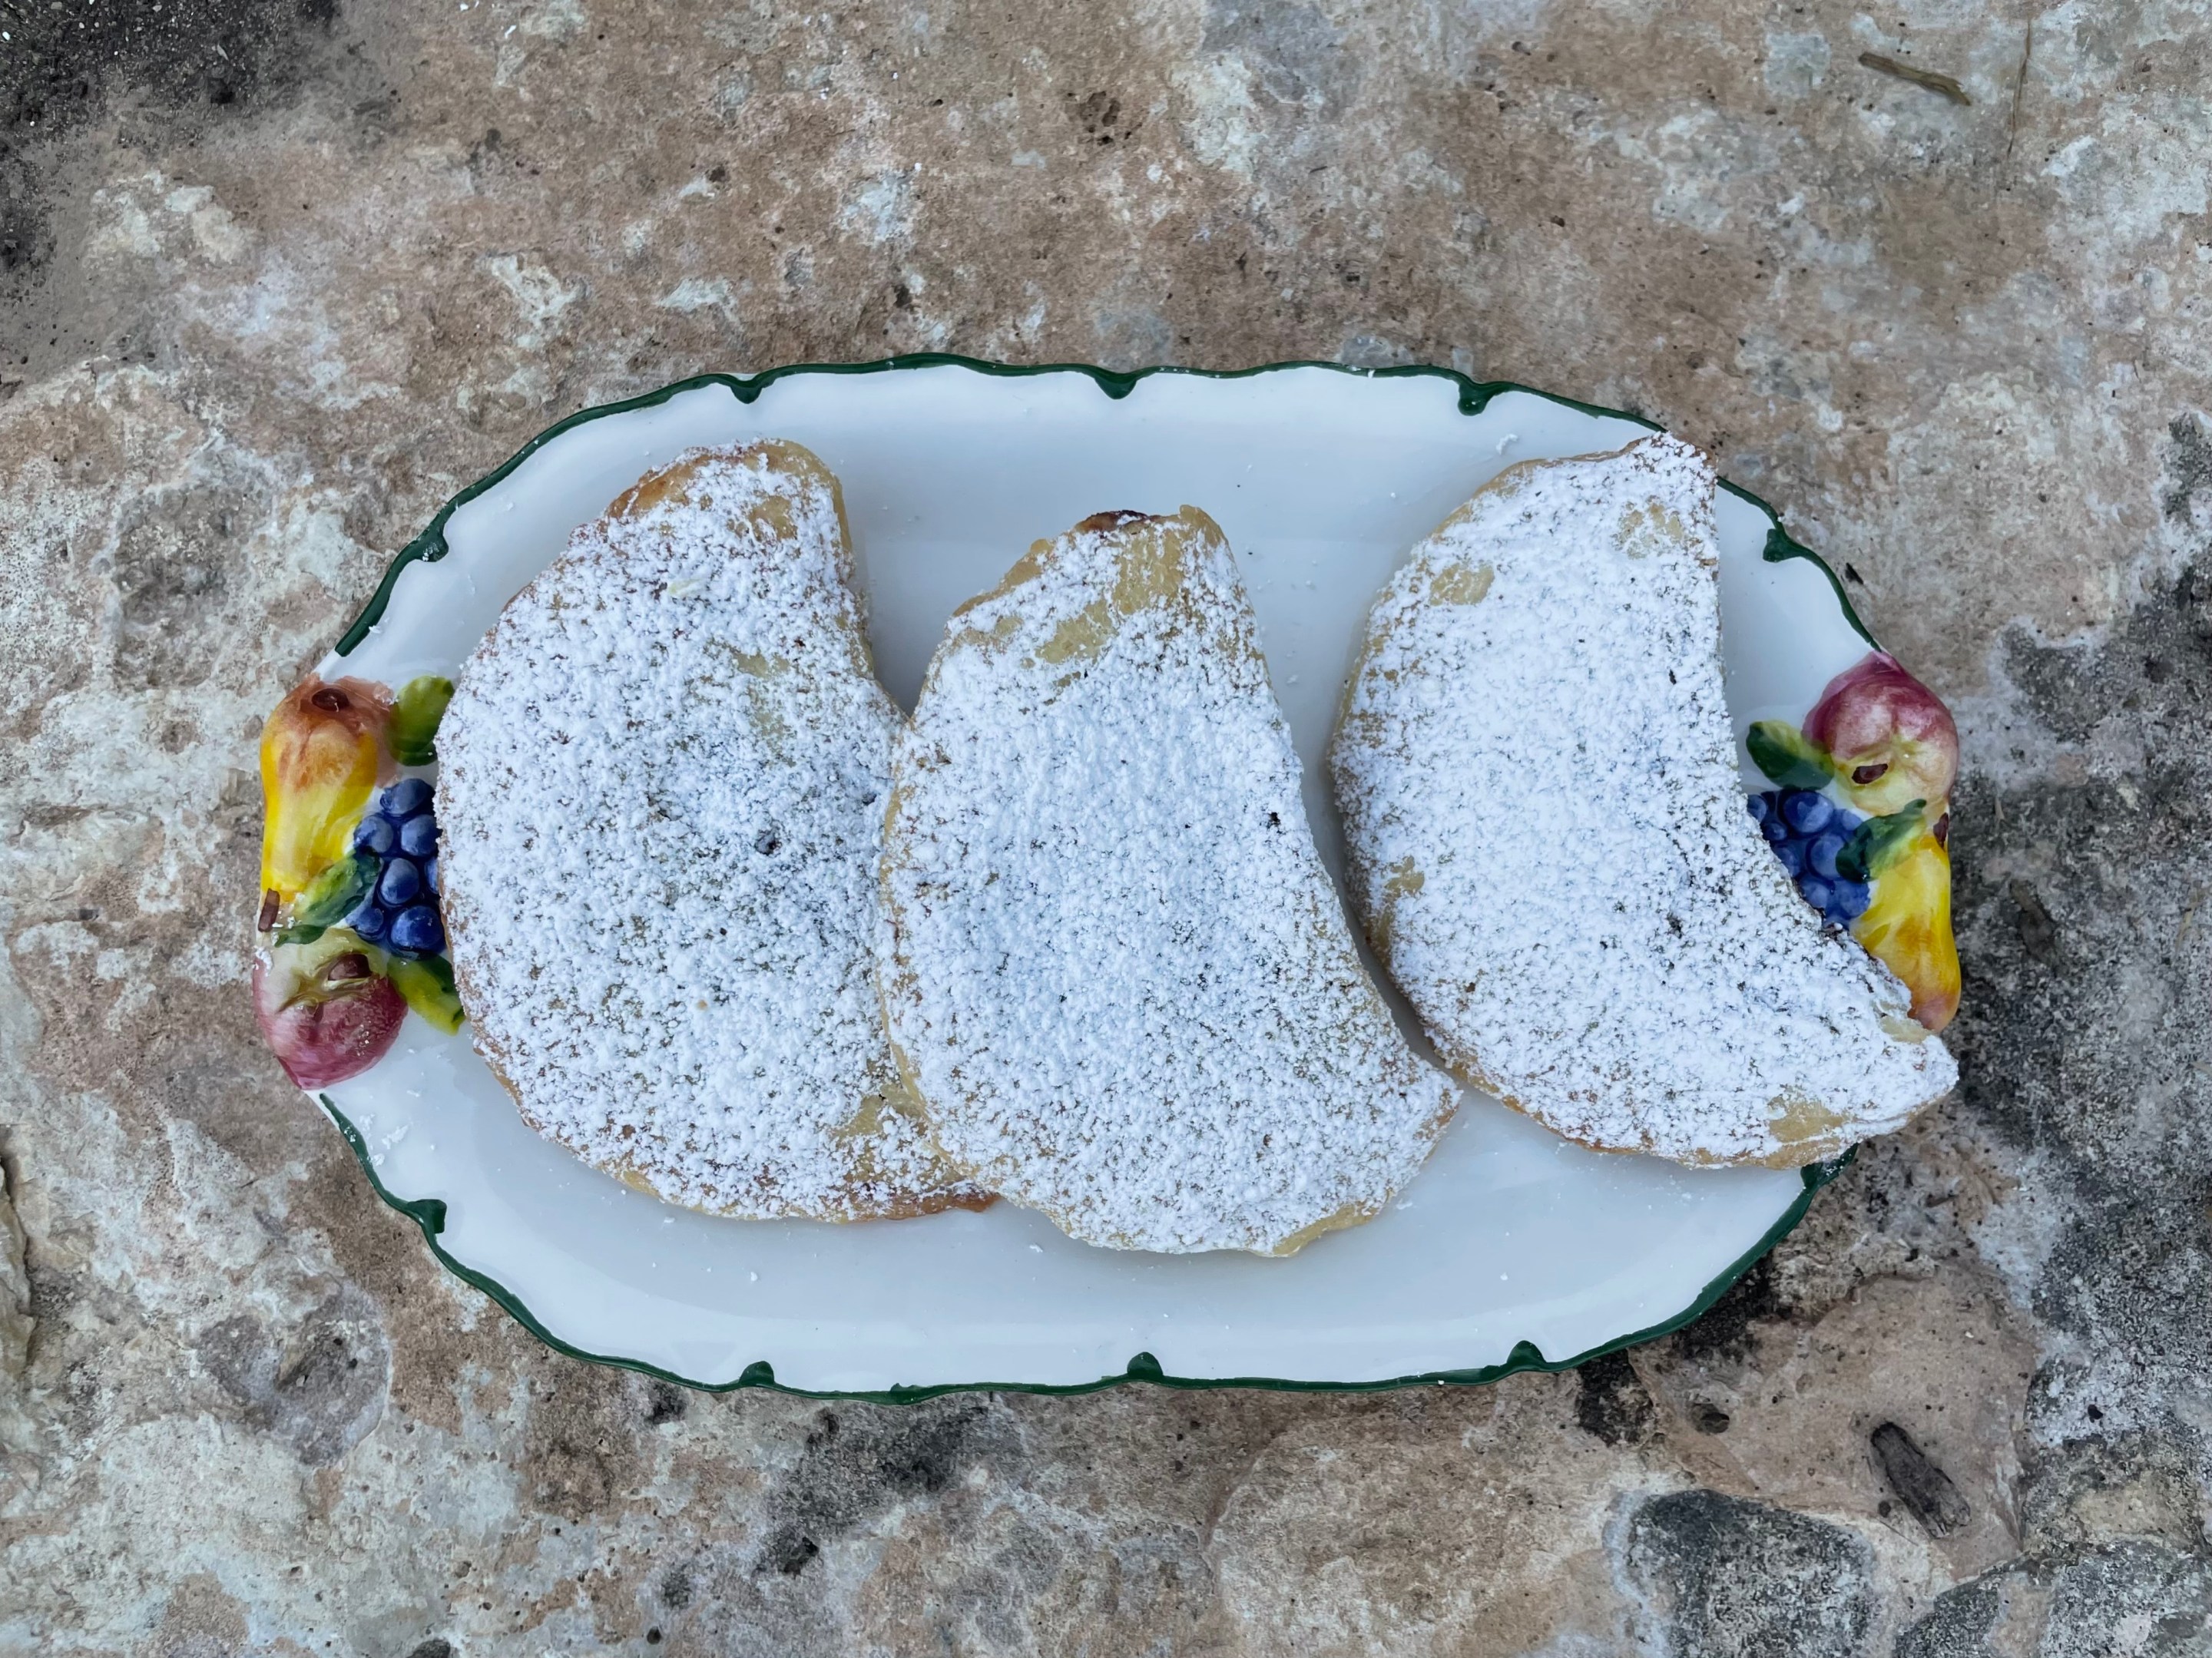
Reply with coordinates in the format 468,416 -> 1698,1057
1330,436 -> 1956,1168
437,439 -> 989,1220
880,506 -> 1459,1254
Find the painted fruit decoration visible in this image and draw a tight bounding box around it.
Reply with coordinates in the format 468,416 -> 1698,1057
253,672 -> 464,1089
1744,650 -> 1961,1034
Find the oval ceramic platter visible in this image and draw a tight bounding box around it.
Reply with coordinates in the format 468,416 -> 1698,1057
258,357 -> 1936,1398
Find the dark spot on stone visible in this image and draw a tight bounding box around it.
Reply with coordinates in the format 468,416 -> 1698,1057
1870,1421 -> 1972,1537
1668,1253 -> 1785,1370
752,1398 -> 1001,1577
645,1630 -> 661,1645
193,1284 -> 390,1467
22,1242 -> 79,1334
892,282 -> 912,309
1573,1351 -> 1654,1446
707,164 -> 728,184
2008,879 -> 2058,963
764,1534 -> 819,1576
754,828 -> 780,856
642,1378 -> 688,1425
2161,413 -> 2212,525
2173,559 -> 2212,647
1843,561 -> 1864,585
1623,1489 -> 1873,1658
405,1641 -> 453,1658
1072,90 -> 1121,136
1691,1402 -> 1731,1434
660,1564 -> 694,1608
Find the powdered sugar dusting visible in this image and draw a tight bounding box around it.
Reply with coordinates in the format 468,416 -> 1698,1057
436,442 -> 984,1220
1331,436 -> 1956,1167
881,508 -> 1459,1255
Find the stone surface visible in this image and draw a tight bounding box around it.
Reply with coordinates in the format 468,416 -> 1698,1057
1,0 -> 2209,1650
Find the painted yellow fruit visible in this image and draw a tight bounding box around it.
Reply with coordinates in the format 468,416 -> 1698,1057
258,676 -> 392,908
1853,828 -> 1959,1034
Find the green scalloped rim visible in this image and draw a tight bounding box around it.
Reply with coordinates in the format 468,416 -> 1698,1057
317,354 -> 1880,1399
333,356 -> 1876,654
322,1094 -> 1849,1402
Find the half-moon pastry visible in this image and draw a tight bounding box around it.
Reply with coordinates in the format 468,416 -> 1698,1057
438,440 -> 988,1220
881,506 -> 1458,1254
1330,436 -> 1955,1167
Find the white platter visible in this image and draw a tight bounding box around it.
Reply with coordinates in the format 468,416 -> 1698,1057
309,359 -> 1876,1396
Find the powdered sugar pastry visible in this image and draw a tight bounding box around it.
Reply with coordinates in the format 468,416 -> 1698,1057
437,441 -> 988,1220
1330,435 -> 1955,1167
881,508 -> 1460,1255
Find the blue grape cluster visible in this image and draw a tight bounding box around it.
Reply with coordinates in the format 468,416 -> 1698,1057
343,778 -> 447,955
1747,789 -> 1873,928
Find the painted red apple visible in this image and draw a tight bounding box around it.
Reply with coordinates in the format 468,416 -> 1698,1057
253,932 -> 407,1090
1803,651 -> 1959,818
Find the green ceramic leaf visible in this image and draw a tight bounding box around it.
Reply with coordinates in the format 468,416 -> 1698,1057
273,923 -> 327,948
1836,802 -> 1926,882
389,953 -> 465,1034
389,675 -> 455,767
1746,720 -> 1834,791
293,853 -> 376,927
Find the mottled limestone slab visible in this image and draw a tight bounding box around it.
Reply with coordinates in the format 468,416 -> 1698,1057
2,0 -> 2209,1650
